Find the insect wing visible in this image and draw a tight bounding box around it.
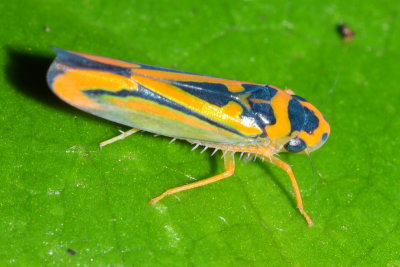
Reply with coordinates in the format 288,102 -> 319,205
47,49 -> 267,144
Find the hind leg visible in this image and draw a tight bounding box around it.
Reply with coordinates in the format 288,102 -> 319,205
151,152 -> 235,204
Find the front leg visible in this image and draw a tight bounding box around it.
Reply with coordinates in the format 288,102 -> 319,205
270,156 -> 313,226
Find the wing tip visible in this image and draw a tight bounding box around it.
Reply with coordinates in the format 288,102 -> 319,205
47,47 -> 72,90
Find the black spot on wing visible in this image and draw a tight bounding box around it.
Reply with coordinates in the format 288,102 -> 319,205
244,84 -> 278,99
303,106 -> 319,134
171,81 -> 233,107
288,99 -> 305,134
242,83 -> 263,92
53,48 -> 131,77
249,102 -> 276,130
246,85 -> 278,134
85,89 -> 133,97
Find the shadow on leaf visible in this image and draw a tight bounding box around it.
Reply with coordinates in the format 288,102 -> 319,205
4,48 -> 112,121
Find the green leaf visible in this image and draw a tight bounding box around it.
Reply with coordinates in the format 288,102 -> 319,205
1,0 -> 399,265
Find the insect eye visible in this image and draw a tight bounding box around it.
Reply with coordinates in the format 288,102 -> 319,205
284,137 -> 307,153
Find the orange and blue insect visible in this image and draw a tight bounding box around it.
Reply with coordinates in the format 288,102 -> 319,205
47,48 -> 330,226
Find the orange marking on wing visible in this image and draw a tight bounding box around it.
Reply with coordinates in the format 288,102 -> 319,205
221,101 -> 243,117
133,69 -> 262,92
133,75 -> 263,136
72,51 -> 140,68
53,69 -> 137,110
265,90 -> 292,139
108,98 -> 233,137
220,101 -> 261,134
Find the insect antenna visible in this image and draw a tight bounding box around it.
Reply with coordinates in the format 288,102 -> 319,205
306,150 -> 319,213
322,70 -> 340,106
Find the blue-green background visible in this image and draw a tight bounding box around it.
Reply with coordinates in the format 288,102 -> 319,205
1,0 -> 399,265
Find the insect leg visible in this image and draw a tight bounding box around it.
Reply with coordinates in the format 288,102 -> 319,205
99,128 -> 140,148
270,156 -> 314,227
150,152 -> 235,205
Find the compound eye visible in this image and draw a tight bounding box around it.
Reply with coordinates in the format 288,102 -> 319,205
284,137 -> 307,153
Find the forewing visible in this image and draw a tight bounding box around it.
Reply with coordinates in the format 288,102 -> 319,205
47,49 -> 266,144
